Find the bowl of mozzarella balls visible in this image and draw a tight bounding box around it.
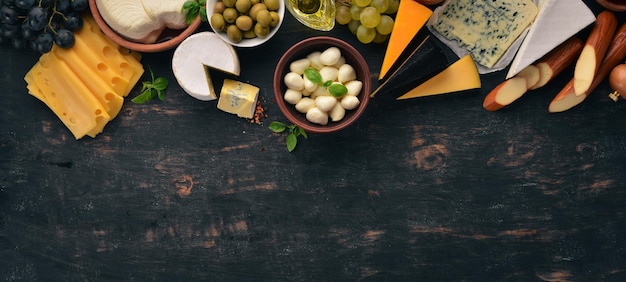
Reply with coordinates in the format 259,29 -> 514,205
273,36 -> 371,134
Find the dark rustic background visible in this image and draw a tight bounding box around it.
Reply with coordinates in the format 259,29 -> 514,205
2,1 -> 626,281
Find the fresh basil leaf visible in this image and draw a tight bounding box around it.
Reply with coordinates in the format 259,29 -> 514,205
268,121 -> 287,133
328,84 -> 348,98
157,90 -> 166,101
323,80 -> 332,87
131,92 -> 151,104
304,68 -> 323,84
199,8 -> 207,22
182,1 -> 197,10
152,77 -> 169,90
297,127 -> 308,139
286,133 -> 297,152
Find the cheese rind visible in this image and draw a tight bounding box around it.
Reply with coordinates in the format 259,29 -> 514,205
431,0 -> 538,68
172,32 -> 241,101
379,0 -> 432,80
397,54 -> 480,99
217,79 -> 259,119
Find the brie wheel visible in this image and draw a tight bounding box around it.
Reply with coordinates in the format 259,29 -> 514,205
172,32 -> 241,101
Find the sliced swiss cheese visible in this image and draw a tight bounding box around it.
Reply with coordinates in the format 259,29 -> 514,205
172,32 -> 241,101
379,0 -> 432,80
506,0 -> 595,79
397,54 -> 480,100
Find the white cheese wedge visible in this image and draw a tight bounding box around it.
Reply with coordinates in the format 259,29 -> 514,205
172,32 -> 241,101
506,0 -> 595,79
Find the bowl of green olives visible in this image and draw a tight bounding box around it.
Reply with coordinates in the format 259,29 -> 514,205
207,0 -> 284,47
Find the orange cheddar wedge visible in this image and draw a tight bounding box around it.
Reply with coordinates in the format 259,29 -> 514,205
379,0 -> 432,80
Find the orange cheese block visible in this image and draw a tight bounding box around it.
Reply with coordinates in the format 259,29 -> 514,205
397,54 -> 480,99
379,0 -> 432,80
26,53 -> 111,139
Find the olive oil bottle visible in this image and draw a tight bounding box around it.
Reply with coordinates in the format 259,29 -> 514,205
286,0 -> 336,31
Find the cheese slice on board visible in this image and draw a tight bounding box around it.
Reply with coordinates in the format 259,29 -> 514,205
379,0 -> 432,80
506,0 -> 595,79
397,54 -> 480,100
172,32 -> 241,101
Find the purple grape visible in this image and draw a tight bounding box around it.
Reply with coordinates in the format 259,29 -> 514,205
53,28 -> 74,48
27,7 -> 48,31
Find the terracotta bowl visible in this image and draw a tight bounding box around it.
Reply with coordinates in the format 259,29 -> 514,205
88,0 -> 202,53
273,36 -> 371,134
206,0 -> 285,47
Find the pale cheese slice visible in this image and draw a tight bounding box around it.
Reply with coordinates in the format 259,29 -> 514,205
506,0 -> 596,79
172,32 -> 241,101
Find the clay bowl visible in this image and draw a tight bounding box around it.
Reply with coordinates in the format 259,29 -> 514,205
88,0 -> 202,53
206,0 -> 285,47
273,36 -> 371,134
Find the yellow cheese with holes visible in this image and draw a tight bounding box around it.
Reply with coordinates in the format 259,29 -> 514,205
397,55 -> 480,100
217,79 -> 259,119
27,53 -> 110,139
24,14 -> 144,139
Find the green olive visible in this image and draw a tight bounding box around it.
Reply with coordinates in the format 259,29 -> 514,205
222,7 -> 239,24
254,23 -> 269,38
243,29 -> 257,39
250,0 -> 260,5
263,0 -> 280,11
235,15 -> 253,31
249,3 -> 268,21
223,0 -> 236,8
210,14 -> 226,31
227,25 -> 243,42
235,0 -> 252,13
255,9 -> 271,27
213,1 -> 226,13
269,11 -> 280,27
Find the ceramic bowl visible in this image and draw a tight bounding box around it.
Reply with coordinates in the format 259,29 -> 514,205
273,36 -> 372,134
88,0 -> 202,53
206,0 -> 284,47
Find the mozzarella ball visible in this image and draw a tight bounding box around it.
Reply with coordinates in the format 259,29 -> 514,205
307,51 -> 323,69
332,56 -> 346,69
338,64 -> 356,83
315,96 -> 337,112
295,97 -> 316,113
289,58 -> 310,75
320,47 -> 341,66
329,103 -> 345,122
340,95 -> 360,110
303,75 -> 318,92
319,66 -> 339,82
306,107 -> 329,125
344,80 -> 363,96
284,72 -> 304,90
284,89 -> 302,104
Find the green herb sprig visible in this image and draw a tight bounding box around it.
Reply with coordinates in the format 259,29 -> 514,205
182,0 -> 208,24
131,67 -> 169,104
304,68 -> 348,98
269,121 -> 307,152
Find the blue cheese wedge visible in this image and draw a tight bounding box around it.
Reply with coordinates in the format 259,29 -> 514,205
505,0 -> 595,79
432,0 -> 538,68
217,79 -> 259,119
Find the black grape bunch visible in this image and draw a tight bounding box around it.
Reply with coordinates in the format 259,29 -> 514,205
0,0 -> 89,54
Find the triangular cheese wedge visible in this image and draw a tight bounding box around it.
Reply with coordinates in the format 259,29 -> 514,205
397,54 -> 480,100
379,0 -> 432,80
506,0 -> 595,78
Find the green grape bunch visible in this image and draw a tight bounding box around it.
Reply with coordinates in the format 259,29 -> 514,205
335,0 -> 398,44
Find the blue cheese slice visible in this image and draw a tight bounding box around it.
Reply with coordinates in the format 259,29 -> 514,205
217,79 -> 259,119
432,0 -> 538,68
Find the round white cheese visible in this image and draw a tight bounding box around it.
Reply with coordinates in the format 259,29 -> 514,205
95,0 -> 162,43
172,32 -> 241,101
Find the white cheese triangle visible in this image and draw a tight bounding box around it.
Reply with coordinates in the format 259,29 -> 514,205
172,32 -> 241,101
506,0 -> 595,79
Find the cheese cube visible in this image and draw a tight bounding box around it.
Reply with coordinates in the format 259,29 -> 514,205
217,79 -> 260,119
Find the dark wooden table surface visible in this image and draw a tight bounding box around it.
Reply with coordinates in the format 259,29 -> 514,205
2,1 -> 626,281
